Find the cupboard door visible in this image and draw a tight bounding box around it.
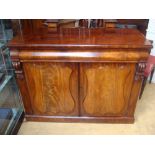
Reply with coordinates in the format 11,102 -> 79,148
23,62 -> 78,116
80,63 -> 136,116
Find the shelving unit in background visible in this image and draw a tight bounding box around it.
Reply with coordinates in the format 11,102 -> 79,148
0,19 -> 24,135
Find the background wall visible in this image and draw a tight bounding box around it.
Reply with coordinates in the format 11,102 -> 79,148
146,19 -> 155,83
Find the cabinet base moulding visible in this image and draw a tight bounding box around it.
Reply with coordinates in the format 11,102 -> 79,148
25,115 -> 134,123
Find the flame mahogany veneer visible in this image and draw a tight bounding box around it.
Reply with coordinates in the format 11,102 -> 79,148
8,28 -> 152,123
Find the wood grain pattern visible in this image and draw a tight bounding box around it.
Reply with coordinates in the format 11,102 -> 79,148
23,62 -> 78,116
8,29 -> 152,50
16,77 -> 32,114
11,51 -> 32,114
80,63 -> 135,116
9,27 -> 153,123
127,62 -> 146,116
18,50 -> 149,62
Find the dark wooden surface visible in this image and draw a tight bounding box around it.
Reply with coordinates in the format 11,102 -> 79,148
8,28 -> 152,123
23,62 -> 79,116
8,28 -> 152,50
80,63 -> 135,117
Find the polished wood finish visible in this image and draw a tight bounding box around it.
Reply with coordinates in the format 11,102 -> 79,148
9,29 -> 151,50
8,28 -> 152,123
80,63 -> 135,117
26,115 -> 134,123
23,62 -> 78,116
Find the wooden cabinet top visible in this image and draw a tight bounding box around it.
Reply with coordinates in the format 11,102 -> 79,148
8,28 -> 152,50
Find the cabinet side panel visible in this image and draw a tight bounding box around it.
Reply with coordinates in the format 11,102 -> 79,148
16,77 -> 33,114
11,59 -> 33,114
127,62 -> 146,117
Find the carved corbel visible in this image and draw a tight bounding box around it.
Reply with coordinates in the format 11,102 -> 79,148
11,50 -> 24,79
135,62 -> 146,81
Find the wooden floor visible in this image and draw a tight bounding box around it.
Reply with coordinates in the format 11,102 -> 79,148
18,83 -> 155,135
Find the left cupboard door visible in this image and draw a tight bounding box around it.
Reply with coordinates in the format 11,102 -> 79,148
23,62 -> 79,116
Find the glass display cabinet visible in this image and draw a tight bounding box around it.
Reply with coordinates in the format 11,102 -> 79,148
0,19 -> 24,135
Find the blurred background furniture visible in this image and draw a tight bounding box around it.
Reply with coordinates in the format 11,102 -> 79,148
139,55 -> 155,99
19,19 -> 149,36
104,19 -> 149,35
0,19 -> 24,135
139,19 -> 155,98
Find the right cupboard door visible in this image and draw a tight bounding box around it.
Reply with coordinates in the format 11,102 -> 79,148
80,63 -> 136,117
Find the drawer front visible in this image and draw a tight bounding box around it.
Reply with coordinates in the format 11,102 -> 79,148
23,62 -> 79,116
80,63 -> 136,117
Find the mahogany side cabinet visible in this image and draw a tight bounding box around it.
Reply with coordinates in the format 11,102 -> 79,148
8,28 -> 152,123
